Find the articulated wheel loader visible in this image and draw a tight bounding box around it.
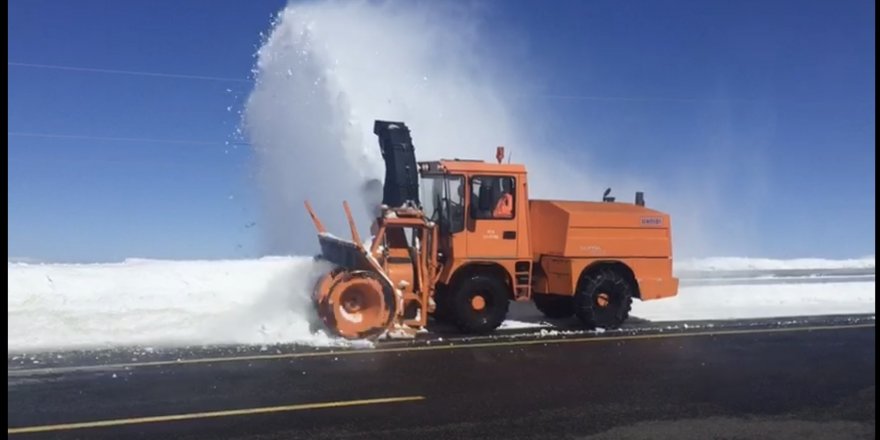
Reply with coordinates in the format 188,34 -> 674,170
306,120 -> 679,339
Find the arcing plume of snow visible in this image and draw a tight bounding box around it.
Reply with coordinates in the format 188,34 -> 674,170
243,0 -> 608,255
239,0 -> 790,260
7,256 -> 875,353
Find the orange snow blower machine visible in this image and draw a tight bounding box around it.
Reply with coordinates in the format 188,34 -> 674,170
306,120 -> 678,339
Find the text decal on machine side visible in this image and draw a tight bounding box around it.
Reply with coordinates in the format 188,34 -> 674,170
640,216 -> 663,226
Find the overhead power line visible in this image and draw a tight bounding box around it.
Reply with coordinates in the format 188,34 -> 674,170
8,132 -> 233,146
526,93 -> 760,103
9,61 -> 757,103
8,62 -> 251,83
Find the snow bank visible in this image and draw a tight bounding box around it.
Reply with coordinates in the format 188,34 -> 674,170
633,281 -> 875,321
8,257 -> 346,352
7,256 -> 875,353
676,256 -> 875,272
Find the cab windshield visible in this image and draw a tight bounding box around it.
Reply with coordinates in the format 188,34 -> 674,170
420,174 -> 464,233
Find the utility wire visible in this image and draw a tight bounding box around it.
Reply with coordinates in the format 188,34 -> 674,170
526,93 -> 760,103
7,132 -> 238,146
8,62 -> 251,83
9,61 -> 756,103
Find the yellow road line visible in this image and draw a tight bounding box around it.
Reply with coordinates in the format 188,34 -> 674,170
9,323 -> 875,376
7,395 -> 425,434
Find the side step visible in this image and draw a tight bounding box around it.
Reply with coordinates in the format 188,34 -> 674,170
513,261 -> 532,300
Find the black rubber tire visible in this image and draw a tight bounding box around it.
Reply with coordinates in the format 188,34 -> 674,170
532,293 -> 575,319
574,268 -> 633,329
450,274 -> 510,334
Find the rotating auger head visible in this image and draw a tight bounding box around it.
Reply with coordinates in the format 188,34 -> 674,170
312,269 -> 396,339
305,200 -> 399,340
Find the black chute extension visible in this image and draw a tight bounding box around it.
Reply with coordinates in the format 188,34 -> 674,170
373,120 -> 420,208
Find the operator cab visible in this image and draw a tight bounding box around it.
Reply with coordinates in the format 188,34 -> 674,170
417,152 -> 530,265
417,160 -> 516,229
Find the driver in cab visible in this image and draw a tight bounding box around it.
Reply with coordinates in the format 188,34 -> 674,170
493,190 -> 513,218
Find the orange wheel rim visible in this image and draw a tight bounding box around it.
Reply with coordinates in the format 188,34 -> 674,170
596,293 -> 610,307
471,295 -> 486,311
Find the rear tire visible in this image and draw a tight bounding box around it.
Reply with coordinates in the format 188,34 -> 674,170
532,293 -> 574,319
450,274 -> 510,334
574,268 -> 633,329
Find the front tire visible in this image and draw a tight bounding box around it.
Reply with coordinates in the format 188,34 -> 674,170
450,274 -> 510,334
574,268 -> 633,329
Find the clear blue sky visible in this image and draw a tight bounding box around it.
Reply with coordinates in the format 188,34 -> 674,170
8,0 -> 875,262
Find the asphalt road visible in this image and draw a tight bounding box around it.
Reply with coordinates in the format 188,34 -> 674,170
8,315 -> 876,440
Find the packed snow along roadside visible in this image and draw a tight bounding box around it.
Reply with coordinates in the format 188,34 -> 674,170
676,256 -> 875,272
632,281 -> 875,321
504,280 -> 876,323
7,256 -> 876,353
498,319 -> 548,330
8,257 -> 347,353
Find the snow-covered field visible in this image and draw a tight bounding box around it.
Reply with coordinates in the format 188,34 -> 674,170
7,256 -> 875,353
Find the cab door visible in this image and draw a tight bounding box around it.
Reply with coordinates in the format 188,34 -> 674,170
466,175 -> 518,259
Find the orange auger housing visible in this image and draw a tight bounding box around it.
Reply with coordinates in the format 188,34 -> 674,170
306,120 -> 679,339
306,200 -> 439,339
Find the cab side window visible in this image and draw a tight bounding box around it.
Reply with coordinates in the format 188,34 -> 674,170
470,176 -> 515,219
